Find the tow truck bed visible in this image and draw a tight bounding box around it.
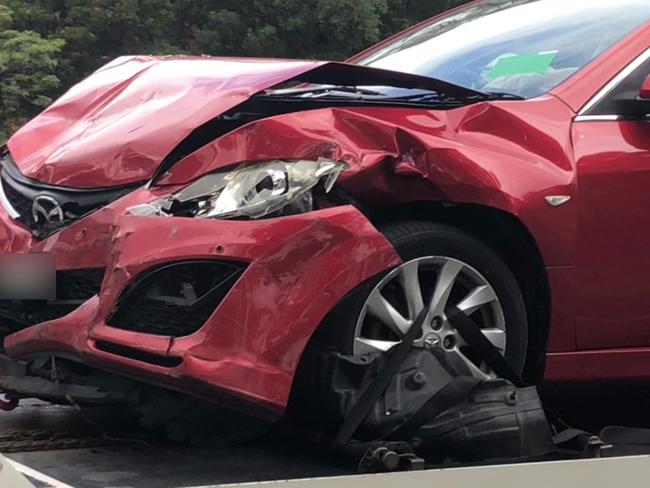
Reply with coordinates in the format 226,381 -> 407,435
2,384 -> 650,487
0,400 -> 346,487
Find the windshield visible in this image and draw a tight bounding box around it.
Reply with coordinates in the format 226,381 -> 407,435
356,0 -> 650,99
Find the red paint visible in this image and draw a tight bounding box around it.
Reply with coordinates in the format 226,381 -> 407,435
1,13 -> 650,415
4,207 -> 400,413
545,266 -> 576,353
574,121 -> 650,351
7,57 -> 327,188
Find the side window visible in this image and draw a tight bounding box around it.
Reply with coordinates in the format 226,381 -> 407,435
584,51 -> 650,119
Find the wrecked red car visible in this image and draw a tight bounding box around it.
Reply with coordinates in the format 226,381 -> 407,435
0,0 -> 649,419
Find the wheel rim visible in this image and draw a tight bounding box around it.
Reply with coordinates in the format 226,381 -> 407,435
353,256 -> 506,379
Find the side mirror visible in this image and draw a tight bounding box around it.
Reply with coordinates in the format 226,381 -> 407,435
638,74 -> 650,101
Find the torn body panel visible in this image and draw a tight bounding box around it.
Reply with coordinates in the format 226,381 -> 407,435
6,57 -> 484,189
1,56 -> 581,417
1,85 -> 578,416
159,95 -> 577,267
151,95 -> 577,355
6,56 -> 327,188
4,206 -> 400,415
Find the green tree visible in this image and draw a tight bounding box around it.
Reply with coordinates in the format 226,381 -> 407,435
0,4 -> 65,142
181,0 -> 393,59
0,0 -> 469,142
0,4 -> 12,30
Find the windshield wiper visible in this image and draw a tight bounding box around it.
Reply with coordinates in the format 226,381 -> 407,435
269,85 -> 387,97
263,84 -> 518,108
390,92 -> 447,102
391,89 -> 526,103
263,88 -> 475,108
485,91 -> 526,100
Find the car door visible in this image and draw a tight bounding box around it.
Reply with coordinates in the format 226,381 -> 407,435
575,49 -> 650,349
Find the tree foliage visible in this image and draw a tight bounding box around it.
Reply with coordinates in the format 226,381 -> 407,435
0,0 -> 468,142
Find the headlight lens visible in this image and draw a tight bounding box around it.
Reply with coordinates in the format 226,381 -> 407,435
129,158 -> 348,220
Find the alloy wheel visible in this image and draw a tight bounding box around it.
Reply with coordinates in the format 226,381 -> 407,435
353,256 -> 506,378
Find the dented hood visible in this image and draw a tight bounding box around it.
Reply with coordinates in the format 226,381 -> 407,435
6,55 -> 483,188
6,56 -> 327,188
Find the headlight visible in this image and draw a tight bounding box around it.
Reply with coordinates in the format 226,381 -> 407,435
129,158 -> 348,220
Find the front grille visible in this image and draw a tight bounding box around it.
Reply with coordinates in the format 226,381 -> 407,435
107,261 -> 246,337
0,151 -> 140,239
0,268 -> 105,334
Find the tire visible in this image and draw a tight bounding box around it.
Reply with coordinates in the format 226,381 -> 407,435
317,221 -> 528,374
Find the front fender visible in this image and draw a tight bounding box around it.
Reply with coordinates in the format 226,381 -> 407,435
161,96 -> 577,266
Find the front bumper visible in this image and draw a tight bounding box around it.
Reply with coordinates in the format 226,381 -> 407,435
0,199 -> 400,418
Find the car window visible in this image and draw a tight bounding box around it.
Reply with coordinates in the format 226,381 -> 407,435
583,51 -> 650,118
356,0 -> 650,99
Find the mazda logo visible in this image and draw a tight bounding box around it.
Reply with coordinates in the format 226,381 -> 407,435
32,195 -> 65,224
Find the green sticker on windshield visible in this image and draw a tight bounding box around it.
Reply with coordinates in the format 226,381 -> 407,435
487,52 -> 557,80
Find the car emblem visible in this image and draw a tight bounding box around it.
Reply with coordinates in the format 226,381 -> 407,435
32,195 -> 65,224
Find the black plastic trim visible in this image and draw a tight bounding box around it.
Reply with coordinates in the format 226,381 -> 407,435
107,259 -> 247,337
94,341 -> 183,368
0,154 -> 142,239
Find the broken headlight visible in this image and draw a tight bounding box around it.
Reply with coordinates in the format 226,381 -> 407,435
129,158 -> 348,220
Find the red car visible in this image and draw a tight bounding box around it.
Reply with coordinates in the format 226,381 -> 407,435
0,0 -> 649,418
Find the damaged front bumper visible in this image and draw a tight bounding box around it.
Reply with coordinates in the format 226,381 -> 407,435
0,198 -> 400,419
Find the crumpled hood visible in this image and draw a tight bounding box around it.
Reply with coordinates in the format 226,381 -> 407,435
6,56 -> 327,188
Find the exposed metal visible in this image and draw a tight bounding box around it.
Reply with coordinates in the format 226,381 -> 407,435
220,456 -> 650,488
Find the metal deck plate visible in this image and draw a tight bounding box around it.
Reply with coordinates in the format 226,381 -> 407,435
1,400 -> 347,487
3,383 -> 650,487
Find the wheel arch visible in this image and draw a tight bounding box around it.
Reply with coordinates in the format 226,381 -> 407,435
367,201 -> 550,383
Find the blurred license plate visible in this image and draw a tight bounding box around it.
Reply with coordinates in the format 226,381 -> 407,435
0,253 -> 56,300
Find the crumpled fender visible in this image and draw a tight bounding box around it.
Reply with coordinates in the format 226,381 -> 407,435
159,95 -> 577,266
